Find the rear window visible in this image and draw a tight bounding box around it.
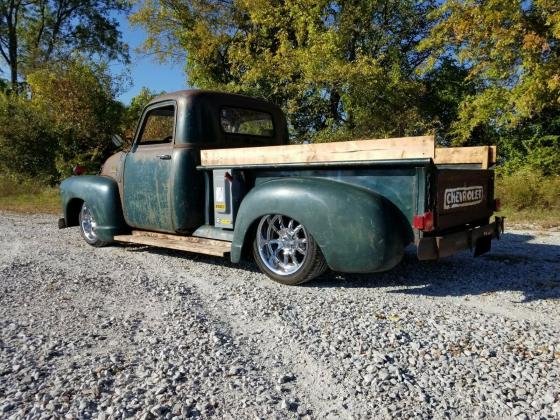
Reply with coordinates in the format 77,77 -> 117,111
220,107 -> 274,137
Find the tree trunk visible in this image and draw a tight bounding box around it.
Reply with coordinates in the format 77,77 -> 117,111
9,30 -> 18,91
5,0 -> 20,92
329,90 -> 341,123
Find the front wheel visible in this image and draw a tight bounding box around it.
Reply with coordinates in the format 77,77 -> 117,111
78,202 -> 109,247
252,214 -> 327,285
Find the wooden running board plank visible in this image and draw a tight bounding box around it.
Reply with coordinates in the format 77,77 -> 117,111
200,136 -> 436,167
130,230 -> 229,247
114,232 -> 231,257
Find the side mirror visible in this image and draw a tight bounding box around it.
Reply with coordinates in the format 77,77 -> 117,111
112,134 -> 124,148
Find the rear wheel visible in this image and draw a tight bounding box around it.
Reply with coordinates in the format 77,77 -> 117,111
252,214 -> 327,285
78,202 -> 109,247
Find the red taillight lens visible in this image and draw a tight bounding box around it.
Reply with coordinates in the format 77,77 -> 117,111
73,165 -> 86,176
412,211 -> 434,231
494,198 -> 501,212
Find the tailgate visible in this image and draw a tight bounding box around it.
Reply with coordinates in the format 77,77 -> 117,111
435,169 -> 495,230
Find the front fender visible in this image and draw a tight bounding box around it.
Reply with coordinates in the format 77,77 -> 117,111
60,175 -> 127,242
231,177 -> 410,273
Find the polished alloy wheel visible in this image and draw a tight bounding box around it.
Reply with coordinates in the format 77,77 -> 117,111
79,203 -> 98,243
256,215 -> 309,276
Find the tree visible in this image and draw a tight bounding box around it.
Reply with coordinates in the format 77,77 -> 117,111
419,0 -> 560,147
132,0 -> 439,142
0,91 -> 58,180
27,59 -> 125,177
0,0 -> 130,91
121,86 -> 163,144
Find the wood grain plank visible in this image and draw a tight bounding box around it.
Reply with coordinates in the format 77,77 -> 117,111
114,232 -> 231,257
130,230 -> 230,247
200,136 -> 436,167
434,146 -> 497,168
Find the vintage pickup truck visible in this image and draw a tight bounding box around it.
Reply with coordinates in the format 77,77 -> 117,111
59,90 -> 504,285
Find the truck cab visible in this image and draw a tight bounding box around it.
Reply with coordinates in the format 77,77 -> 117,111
59,90 -> 503,285
100,90 -> 288,234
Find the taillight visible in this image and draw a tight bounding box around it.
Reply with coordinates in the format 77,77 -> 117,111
73,165 -> 86,176
412,211 -> 434,231
494,198 -> 501,212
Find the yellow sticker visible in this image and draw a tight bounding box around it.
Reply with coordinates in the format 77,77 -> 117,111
215,202 -> 226,211
216,218 -> 231,225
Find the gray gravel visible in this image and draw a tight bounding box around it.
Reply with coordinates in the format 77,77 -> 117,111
0,212 -> 559,419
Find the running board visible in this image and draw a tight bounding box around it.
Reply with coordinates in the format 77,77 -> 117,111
114,231 -> 231,257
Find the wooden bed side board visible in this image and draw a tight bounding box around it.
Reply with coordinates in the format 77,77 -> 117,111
200,136 -> 497,168
200,136 -> 436,167
434,145 -> 497,169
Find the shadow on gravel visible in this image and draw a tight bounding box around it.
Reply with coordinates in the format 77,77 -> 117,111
121,243 -> 260,273
305,233 -> 560,303
120,233 -> 559,303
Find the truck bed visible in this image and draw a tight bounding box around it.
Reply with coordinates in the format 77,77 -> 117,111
199,136 -> 498,236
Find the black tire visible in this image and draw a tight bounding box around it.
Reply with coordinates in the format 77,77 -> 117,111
252,214 -> 327,285
78,202 -> 109,247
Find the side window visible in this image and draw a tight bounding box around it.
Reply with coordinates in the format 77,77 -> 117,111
220,107 -> 274,137
137,105 -> 175,145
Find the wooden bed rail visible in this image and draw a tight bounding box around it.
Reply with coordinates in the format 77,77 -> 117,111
200,136 -> 497,169
434,145 -> 497,169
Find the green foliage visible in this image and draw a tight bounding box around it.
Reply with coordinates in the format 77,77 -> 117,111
419,0 -> 560,154
121,87 -> 164,145
0,93 -> 58,181
0,0 -> 130,89
132,0 -> 440,142
0,59 -> 125,182
28,60 -> 125,177
0,174 -> 60,213
496,169 -> 560,212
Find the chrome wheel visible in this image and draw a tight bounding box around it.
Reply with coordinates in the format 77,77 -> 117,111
256,215 -> 309,276
79,203 -> 98,243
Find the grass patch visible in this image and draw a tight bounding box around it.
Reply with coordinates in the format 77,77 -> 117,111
495,170 -> 560,228
0,175 -> 60,214
497,207 -> 560,228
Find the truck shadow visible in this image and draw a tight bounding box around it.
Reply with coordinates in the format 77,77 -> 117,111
307,232 -> 560,303
122,232 -> 559,303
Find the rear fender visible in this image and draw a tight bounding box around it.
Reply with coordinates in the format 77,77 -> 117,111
231,177 -> 410,273
60,175 -> 127,242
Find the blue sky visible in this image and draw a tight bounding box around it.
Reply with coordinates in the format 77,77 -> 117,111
112,11 -> 188,104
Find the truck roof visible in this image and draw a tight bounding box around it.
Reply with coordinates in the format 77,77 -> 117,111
147,89 -> 288,146
148,89 -> 282,113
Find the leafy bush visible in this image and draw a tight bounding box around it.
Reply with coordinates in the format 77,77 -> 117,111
0,60 -> 124,183
28,60 -> 125,178
0,94 -> 59,182
0,174 -> 60,213
0,173 -> 49,197
496,169 -> 560,211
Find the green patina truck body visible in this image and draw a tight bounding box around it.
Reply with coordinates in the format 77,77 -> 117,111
59,90 -> 504,285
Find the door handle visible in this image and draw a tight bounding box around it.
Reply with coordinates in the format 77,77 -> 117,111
156,154 -> 171,160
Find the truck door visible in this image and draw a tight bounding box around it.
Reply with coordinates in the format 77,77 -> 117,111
122,101 -> 176,232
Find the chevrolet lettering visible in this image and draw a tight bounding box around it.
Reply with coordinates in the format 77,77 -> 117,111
444,186 -> 484,210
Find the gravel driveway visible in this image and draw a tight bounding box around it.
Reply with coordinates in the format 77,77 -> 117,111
0,212 -> 559,419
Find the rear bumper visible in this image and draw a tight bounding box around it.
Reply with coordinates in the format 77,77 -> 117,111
417,216 -> 504,260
